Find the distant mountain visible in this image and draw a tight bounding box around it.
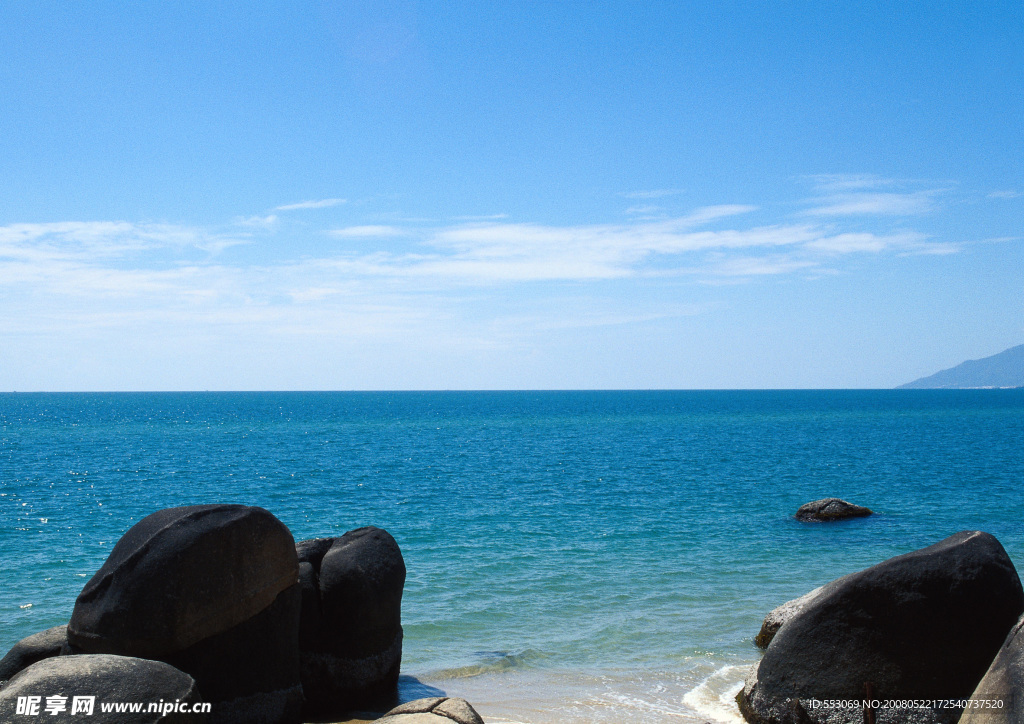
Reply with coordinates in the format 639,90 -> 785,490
898,344 -> 1024,389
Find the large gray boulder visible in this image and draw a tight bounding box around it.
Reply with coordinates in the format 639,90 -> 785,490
0,654 -> 205,723
296,526 -> 406,718
67,505 -> 302,724
376,697 -> 485,724
0,625 -> 68,682
959,614 -> 1024,724
754,572 -> 863,648
795,498 -> 873,522
739,531 -> 1024,724
754,587 -> 825,649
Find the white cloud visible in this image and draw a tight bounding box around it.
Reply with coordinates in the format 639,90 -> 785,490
803,191 -> 937,216
0,204 -> 948,307
705,256 -> 819,277
988,190 -> 1021,199
451,213 -> 509,221
625,205 -> 663,215
235,214 -> 278,228
275,198 -> 347,211
0,193 -> 973,354
801,175 -> 949,216
898,243 -> 961,256
0,221 -> 240,262
418,207 -> 776,282
804,231 -> 928,254
330,225 -> 406,237
806,174 -> 899,191
621,189 -> 685,199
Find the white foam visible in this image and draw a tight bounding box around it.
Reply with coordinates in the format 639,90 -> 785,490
681,664 -> 747,723
413,662 -> 755,724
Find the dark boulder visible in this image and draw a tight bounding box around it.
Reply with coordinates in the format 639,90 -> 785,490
67,504 -> 302,724
754,587 -> 825,649
754,571 -> 864,649
68,504 -> 297,655
162,583 -> 302,724
959,614 -> 1024,724
0,654 -> 205,723
296,526 -> 406,718
0,625 -> 67,682
738,531 -> 1024,724
295,537 -> 334,568
376,697 -> 485,724
795,498 -> 873,522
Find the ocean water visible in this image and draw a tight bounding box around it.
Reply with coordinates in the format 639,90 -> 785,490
2,390 -> 1023,723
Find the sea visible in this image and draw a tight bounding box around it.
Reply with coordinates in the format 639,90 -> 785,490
2,390 -> 1023,723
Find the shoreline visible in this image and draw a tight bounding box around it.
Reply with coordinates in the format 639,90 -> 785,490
302,663 -> 752,723
378,664 -> 751,724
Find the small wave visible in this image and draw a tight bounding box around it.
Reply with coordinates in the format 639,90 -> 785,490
429,649 -> 547,679
681,664 -> 747,723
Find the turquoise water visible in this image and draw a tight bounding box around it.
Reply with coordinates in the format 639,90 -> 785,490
3,391 -> 1024,722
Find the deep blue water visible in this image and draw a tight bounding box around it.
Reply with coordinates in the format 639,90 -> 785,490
2,391 -> 1023,721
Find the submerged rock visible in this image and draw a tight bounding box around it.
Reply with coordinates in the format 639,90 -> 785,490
376,696 -> 485,724
959,614 -> 1024,724
738,531 -> 1024,724
296,526 -> 406,719
0,654 -> 205,723
0,625 -> 68,682
67,504 -> 302,724
794,498 -> 872,522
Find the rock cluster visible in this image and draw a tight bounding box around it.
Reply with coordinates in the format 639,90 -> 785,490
0,505 -> 414,724
741,530 -> 1024,724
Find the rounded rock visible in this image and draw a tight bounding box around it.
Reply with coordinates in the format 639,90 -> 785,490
0,654 -> 205,723
377,697 -> 485,724
66,504 -> 303,724
794,498 -> 873,522
0,625 -> 68,682
296,526 -> 406,717
68,504 -> 298,656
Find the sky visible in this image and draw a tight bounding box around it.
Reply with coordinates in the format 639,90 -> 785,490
1,1 -> 1021,390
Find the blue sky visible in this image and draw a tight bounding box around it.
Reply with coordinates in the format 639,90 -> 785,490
1,1 -> 1021,390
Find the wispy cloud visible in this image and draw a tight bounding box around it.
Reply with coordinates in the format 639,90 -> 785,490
451,213 -> 509,221
330,225 -> 406,237
988,190 -> 1021,199
0,221 -> 243,261
801,175 -> 946,217
621,189 -> 685,199
805,174 -> 899,191
804,231 -> 927,254
275,198 -> 347,211
803,190 -> 938,216
235,214 -> 278,228
0,186 -> 981,355
625,205 -> 663,215
0,201 -> 956,306
704,256 -> 819,277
